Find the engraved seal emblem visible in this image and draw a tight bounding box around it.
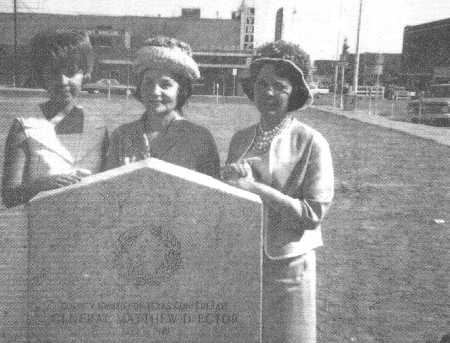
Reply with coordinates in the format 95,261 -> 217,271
113,225 -> 183,287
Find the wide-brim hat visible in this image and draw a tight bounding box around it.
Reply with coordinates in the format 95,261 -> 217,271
241,57 -> 313,111
134,46 -> 200,81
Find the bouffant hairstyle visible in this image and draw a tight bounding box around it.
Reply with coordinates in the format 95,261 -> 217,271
30,30 -> 94,89
134,36 -> 197,110
241,40 -> 312,111
253,40 -> 311,76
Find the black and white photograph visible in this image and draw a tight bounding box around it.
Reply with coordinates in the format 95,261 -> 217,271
0,0 -> 449,342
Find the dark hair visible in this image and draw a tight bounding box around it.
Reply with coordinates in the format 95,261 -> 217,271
134,36 -> 193,110
135,73 -> 192,111
242,40 -> 312,112
30,30 -> 94,88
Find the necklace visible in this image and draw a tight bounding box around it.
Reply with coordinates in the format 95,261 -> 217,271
251,116 -> 291,154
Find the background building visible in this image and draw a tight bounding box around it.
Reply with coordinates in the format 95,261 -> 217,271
313,53 -> 402,92
313,17 -> 450,93
234,0 -> 255,50
0,7 -> 252,95
0,0 -> 304,94
0,10 -> 248,94
402,17 -> 450,90
312,60 -> 336,88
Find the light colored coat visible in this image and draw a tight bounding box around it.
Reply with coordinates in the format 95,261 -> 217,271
226,117 -> 334,259
16,107 -> 106,184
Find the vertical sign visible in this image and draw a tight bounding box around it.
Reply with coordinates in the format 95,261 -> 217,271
275,8 -> 284,41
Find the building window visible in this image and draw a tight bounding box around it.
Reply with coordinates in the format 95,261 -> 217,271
244,42 -> 254,50
181,8 -> 201,19
110,70 -> 120,81
90,35 -> 113,48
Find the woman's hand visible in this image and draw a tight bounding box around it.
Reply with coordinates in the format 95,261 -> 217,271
74,168 -> 92,177
222,159 -> 302,217
221,163 -> 244,180
30,173 -> 83,193
3,171 -> 87,208
222,161 -> 257,192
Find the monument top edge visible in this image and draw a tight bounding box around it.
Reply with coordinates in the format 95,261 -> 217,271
30,158 -> 262,205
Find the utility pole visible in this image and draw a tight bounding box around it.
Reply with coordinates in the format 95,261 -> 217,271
340,60 -> 346,109
333,0 -> 343,108
374,53 -> 383,115
333,62 -> 339,107
352,0 -> 364,107
13,0 -> 17,87
340,38 -> 349,109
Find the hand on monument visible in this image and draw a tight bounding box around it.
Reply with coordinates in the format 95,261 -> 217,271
30,173 -> 82,193
224,161 -> 256,191
222,161 -> 254,178
221,163 -> 242,180
74,168 -> 92,177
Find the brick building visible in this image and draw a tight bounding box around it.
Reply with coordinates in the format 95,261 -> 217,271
313,53 -> 402,90
402,17 -> 450,90
0,6 -> 255,95
312,60 -> 336,88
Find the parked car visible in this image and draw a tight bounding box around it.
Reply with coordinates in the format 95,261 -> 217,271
407,84 -> 450,126
385,86 -> 415,100
309,83 -> 330,95
83,78 -> 135,95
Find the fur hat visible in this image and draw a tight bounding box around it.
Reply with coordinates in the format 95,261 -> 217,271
134,37 -> 200,81
241,40 -> 313,111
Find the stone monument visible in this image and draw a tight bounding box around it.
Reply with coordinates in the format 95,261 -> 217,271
27,159 -> 263,343
0,206 -> 28,343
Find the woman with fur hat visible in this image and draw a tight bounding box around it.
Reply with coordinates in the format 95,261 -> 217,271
105,36 -> 220,177
1,30 -> 106,208
222,40 -> 334,343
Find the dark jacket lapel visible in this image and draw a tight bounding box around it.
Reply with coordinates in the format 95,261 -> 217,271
149,120 -> 185,159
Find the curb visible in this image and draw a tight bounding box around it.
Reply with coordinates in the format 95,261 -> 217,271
0,87 -> 251,104
0,87 -> 45,97
313,105 -> 450,147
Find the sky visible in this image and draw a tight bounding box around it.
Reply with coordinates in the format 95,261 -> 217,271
1,0 -> 450,60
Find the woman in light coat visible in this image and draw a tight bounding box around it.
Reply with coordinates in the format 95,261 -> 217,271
222,40 -> 334,343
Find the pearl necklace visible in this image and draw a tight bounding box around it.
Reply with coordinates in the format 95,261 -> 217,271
251,117 -> 291,154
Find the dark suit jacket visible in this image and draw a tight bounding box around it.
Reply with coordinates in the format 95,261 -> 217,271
105,117 -> 220,178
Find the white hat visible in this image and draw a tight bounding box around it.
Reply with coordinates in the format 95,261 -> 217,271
134,45 -> 200,81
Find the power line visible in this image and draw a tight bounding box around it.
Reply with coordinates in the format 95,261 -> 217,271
18,0 -> 41,12
18,0 -> 41,11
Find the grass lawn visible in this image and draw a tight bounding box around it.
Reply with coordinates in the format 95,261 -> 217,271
0,95 -> 449,343
303,108 -> 449,343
